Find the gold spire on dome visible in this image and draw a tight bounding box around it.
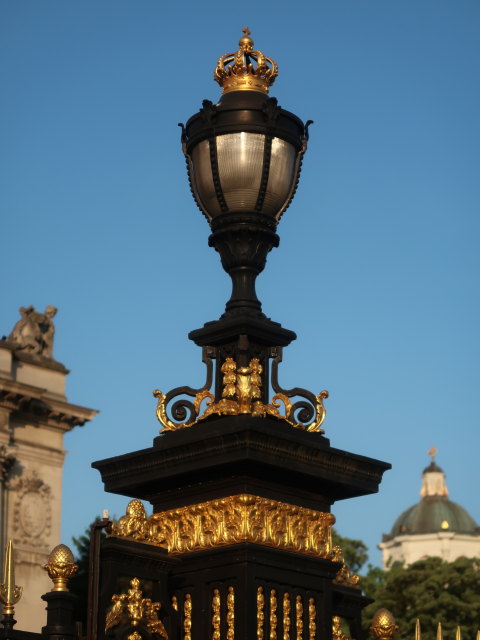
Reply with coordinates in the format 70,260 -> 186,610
214,28 -> 279,94
420,449 -> 449,498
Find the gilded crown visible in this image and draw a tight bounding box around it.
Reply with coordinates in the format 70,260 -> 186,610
214,28 -> 278,95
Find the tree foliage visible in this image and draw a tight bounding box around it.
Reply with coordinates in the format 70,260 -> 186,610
70,518 -> 107,630
69,524 -> 92,628
361,557 -> 480,640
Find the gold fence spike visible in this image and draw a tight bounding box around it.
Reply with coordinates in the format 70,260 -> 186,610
436,622 -> 443,640
0,540 -> 23,616
455,626 -> 461,640
415,619 -> 421,640
475,630 -> 479,640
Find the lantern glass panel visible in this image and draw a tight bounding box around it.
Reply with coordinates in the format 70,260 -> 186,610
190,140 -> 222,218
216,132 -> 265,212
263,137 -> 297,217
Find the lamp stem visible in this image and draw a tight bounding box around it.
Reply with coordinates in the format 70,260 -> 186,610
208,212 -> 279,319
224,266 -> 262,316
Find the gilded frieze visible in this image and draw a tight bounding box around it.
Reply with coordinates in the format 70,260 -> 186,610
110,496 -> 335,558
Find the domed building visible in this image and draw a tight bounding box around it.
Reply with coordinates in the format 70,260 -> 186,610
379,447 -> 480,567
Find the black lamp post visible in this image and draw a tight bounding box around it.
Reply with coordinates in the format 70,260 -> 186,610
93,30 -> 391,640
180,28 -> 312,321
167,29 -> 321,423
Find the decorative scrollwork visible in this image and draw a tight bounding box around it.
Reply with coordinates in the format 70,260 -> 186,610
154,347 -> 329,433
332,617 -> 350,640
330,545 -> 360,589
154,348 -> 214,431
270,347 -> 328,432
105,577 -> 168,639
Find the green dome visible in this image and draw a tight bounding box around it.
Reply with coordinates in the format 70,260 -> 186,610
389,497 -> 479,537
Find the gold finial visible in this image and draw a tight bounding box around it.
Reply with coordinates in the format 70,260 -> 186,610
370,609 -> 398,640
44,544 -> 78,592
214,28 -> 278,94
0,540 -> 23,616
332,617 -> 348,640
105,577 -> 168,639
428,446 -> 438,462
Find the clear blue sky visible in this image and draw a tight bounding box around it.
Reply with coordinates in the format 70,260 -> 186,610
1,1 -> 479,569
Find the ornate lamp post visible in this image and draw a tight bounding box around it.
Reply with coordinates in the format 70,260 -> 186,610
152,29 -> 325,432
180,28 -> 311,321
94,30 -> 390,640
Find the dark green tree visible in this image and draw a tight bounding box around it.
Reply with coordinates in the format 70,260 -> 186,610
70,518 -> 107,631
69,524 -> 93,629
361,557 -> 480,640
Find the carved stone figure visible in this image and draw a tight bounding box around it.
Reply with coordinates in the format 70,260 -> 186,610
8,305 -> 57,359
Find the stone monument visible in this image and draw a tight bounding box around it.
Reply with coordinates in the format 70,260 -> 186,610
0,306 -> 97,631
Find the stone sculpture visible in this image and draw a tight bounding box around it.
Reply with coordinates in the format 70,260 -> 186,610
8,305 -> 57,359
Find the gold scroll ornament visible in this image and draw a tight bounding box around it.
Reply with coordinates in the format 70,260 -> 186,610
110,496 -> 335,558
330,546 -> 360,589
154,357 -> 328,433
105,577 -> 168,639
332,617 -> 350,640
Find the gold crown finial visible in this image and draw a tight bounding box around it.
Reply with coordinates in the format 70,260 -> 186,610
428,445 -> 438,462
214,29 -> 278,94
44,544 -> 78,592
